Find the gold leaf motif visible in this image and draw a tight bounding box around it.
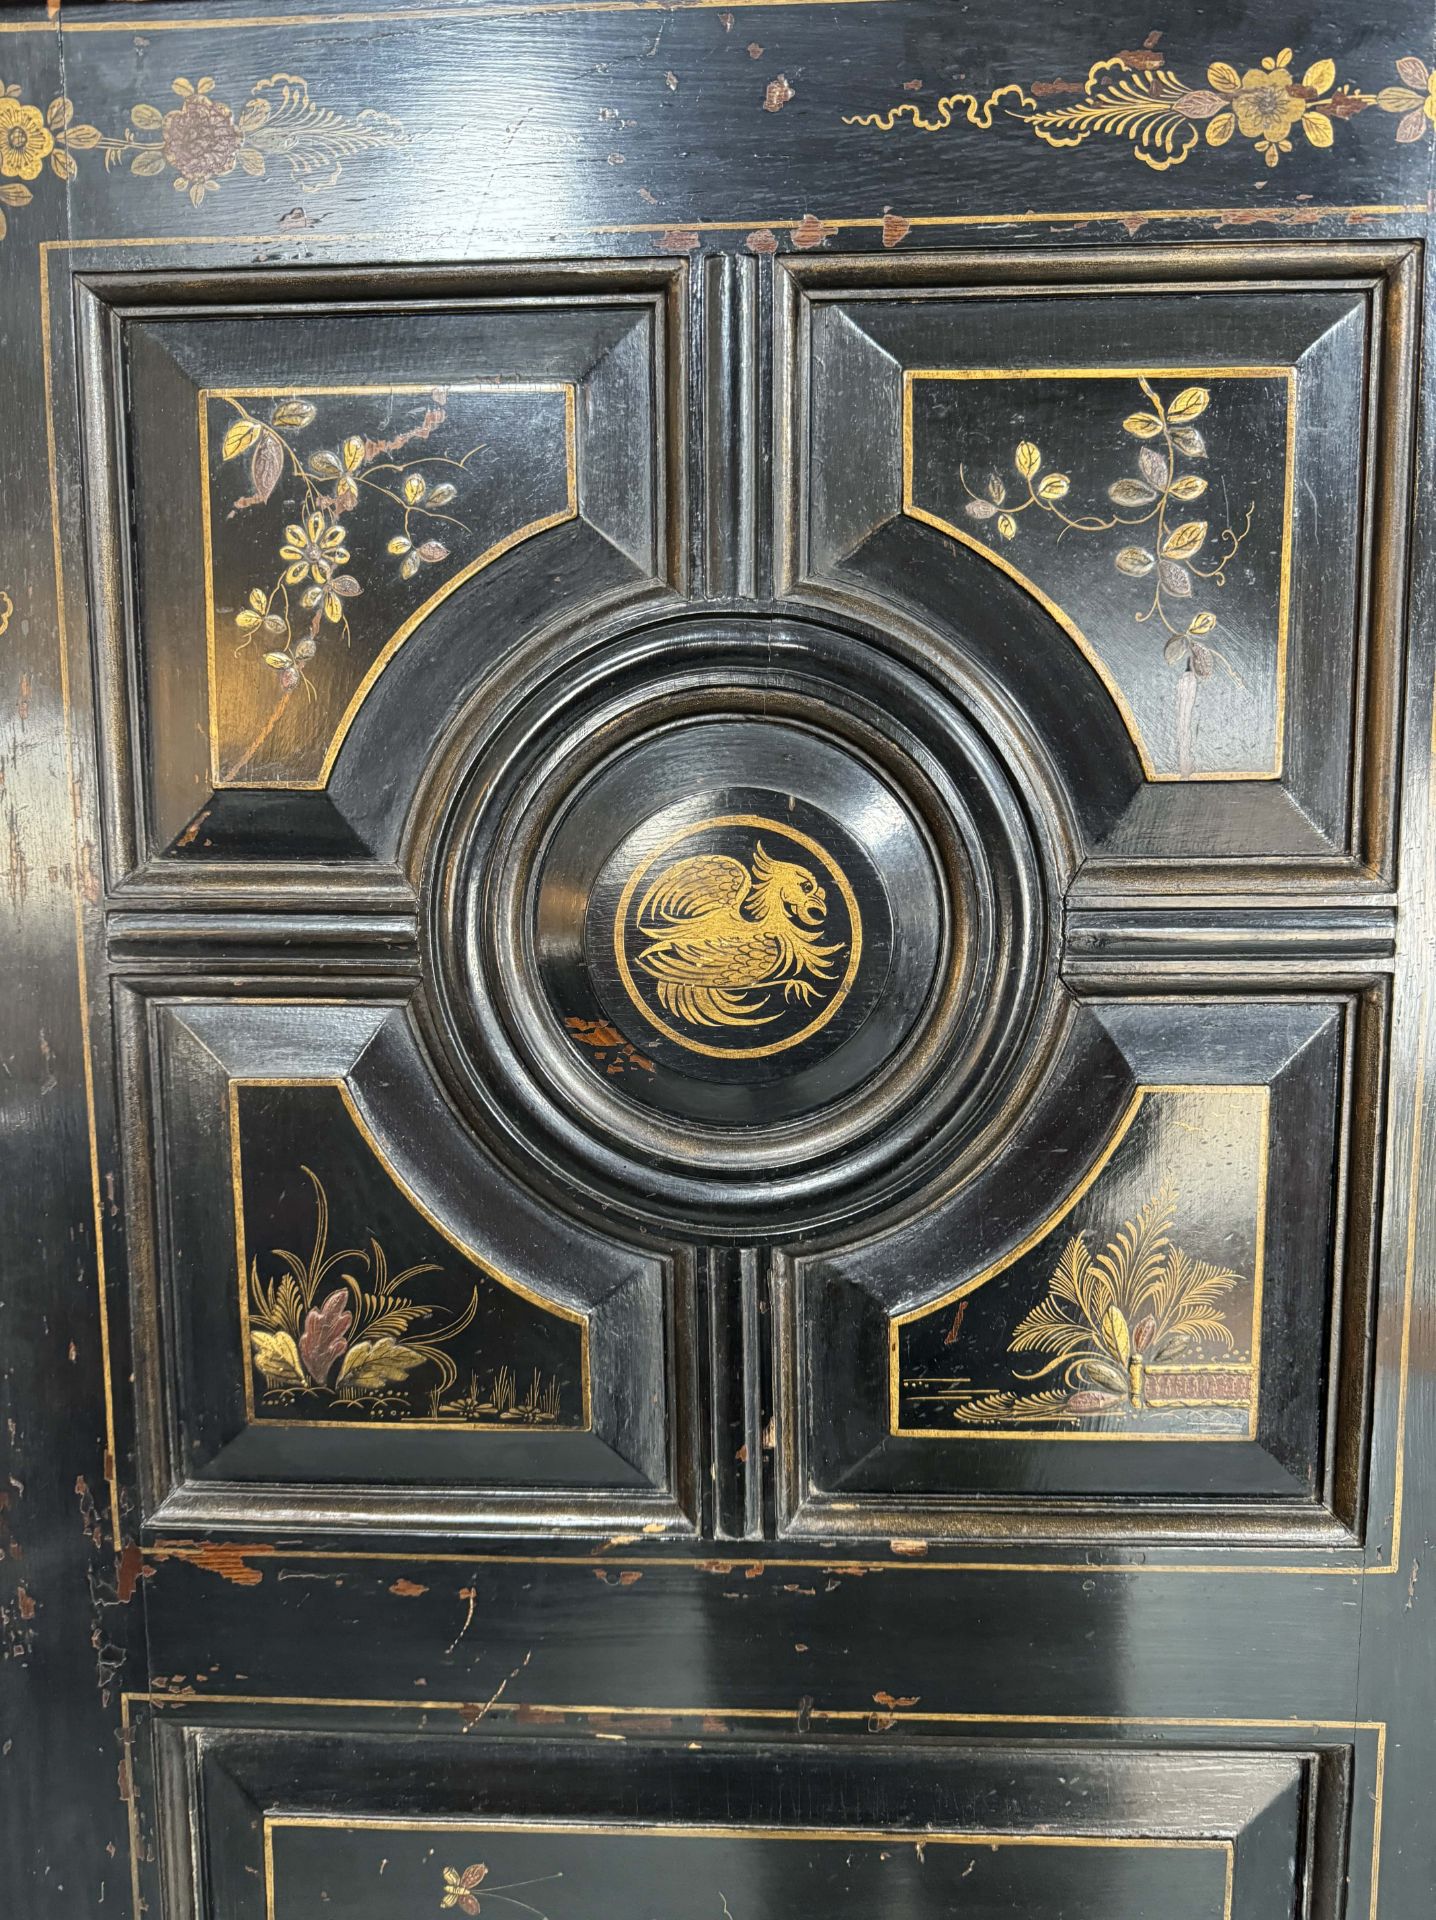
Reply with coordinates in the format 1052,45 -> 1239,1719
940,1184 -> 1251,1426
946,377 -> 1256,777
1101,1304 -> 1132,1366
1166,386 -> 1209,423
843,42 -> 1430,172
0,68 -> 406,249
335,1336 -> 427,1389
251,1328 -> 306,1388
243,1161 -> 562,1426
222,418 -> 263,460
1161,519 -> 1208,560
1015,440 -> 1041,477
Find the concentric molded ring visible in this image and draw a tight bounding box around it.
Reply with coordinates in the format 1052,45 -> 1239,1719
416,612 -> 1056,1232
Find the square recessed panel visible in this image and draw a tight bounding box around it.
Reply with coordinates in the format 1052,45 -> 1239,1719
122,993 -> 695,1536
783,245 -> 1417,879
77,264 -> 683,873
783,992 -> 1383,1547
138,1713 -> 1334,1920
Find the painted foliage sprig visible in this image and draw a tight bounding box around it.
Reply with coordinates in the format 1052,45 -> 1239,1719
248,1165 -> 479,1409
1008,1185 -> 1241,1414
102,72 -> 404,205
845,42 -> 1436,171
214,388 -> 488,777
0,69 -> 401,243
942,1186 -> 1246,1425
961,379 -> 1250,775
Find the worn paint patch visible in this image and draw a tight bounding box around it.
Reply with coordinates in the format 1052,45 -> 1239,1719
150,1541 -> 274,1586
792,213 -> 836,248
115,1543 -> 153,1604
763,75 -> 795,112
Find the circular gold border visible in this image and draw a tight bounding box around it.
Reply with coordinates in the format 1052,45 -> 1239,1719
611,813 -> 865,1060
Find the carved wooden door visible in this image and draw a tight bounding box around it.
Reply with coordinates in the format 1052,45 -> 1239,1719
5,4 -> 1435,1918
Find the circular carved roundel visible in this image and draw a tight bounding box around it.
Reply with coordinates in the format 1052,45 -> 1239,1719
418,613 -> 1053,1232
544,716 -> 942,1125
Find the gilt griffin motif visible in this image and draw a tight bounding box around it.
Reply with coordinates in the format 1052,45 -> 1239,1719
632,841 -> 846,1030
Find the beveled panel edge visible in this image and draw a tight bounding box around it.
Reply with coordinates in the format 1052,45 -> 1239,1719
69,253 -> 691,889
773,239 -> 1422,893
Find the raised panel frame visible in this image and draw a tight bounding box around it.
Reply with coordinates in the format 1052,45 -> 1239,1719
128,1702 -> 1357,1920
117,987 -> 701,1539
776,983 -> 1390,1554
75,258 -> 689,883
774,242 -> 1420,892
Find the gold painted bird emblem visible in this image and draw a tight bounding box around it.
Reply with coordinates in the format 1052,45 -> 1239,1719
631,839 -> 848,1031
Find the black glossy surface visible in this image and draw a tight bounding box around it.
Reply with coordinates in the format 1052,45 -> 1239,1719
2,6 -> 1434,1919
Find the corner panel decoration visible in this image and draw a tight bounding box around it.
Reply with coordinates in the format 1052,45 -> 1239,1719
80,262 -> 682,871
784,245 -> 1415,876
893,1084 -> 1268,1441
202,379 -> 576,790
232,1081 -> 588,1433
129,996 -> 691,1535
904,367 -> 1292,783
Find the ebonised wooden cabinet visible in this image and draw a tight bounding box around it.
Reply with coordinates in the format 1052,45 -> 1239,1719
2,4 -> 1435,1916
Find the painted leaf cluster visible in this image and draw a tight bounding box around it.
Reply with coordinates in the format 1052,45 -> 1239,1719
212,386 -> 495,777
845,44 -> 1436,174
957,377 -> 1253,776
247,1164 -> 478,1409
1004,1185 -> 1242,1415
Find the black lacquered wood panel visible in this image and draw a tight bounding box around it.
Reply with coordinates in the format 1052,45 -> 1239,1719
4,5 -> 1434,1918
